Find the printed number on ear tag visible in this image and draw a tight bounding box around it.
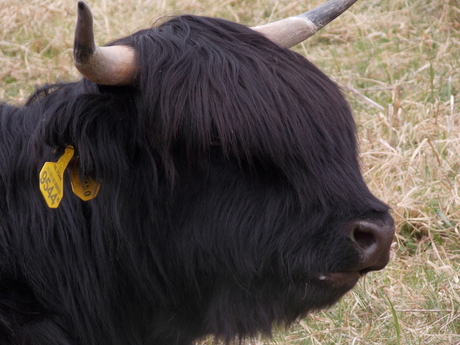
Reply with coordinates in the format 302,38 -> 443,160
39,146 -> 75,208
69,162 -> 101,201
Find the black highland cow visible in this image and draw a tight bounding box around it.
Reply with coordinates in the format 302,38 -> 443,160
0,0 -> 394,344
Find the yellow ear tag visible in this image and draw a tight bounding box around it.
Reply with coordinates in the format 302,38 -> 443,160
39,146 -> 74,208
69,162 -> 101,201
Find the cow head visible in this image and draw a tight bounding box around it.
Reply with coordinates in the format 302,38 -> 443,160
35,1 -> 394,342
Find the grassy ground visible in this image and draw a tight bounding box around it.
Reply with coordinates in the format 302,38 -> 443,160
1,0 -> 459,344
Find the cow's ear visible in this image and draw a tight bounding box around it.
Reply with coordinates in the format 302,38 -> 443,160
35,88 -> 136,179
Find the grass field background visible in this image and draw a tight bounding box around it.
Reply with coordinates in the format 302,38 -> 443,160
1,0 -> 459,344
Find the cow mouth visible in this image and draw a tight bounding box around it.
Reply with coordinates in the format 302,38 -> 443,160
293,271 -> 361,289
312,271 -> 361,287
291,257 -> 391,291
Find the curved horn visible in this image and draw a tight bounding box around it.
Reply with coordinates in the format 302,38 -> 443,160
252,0 -> 358,48
74,1 -> 137,85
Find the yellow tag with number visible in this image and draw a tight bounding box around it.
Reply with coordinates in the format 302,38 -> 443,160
39,146 -> 75,208
69,162 -> 101,201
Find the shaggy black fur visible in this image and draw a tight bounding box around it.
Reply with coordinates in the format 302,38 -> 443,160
0,15 -> 392,344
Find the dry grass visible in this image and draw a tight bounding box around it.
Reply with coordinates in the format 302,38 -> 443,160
1,0 -> 459,344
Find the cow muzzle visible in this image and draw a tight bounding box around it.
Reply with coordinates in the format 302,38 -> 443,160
305,215 -> 395,289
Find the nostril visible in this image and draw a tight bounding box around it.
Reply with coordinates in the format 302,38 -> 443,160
349,219 -> 394,272
352,229 -> 376,250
